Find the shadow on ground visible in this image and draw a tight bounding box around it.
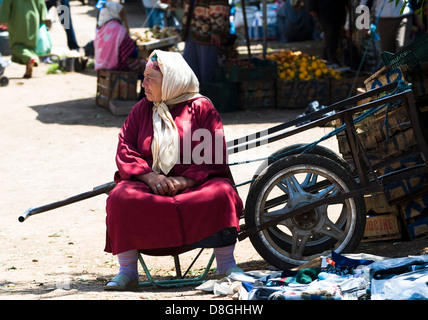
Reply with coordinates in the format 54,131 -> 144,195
30,97 -> 303,128
30,98 -> 127,128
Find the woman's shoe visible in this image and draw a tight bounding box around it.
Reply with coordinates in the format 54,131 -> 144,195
23,58 -> 37,79
103,273 -> 139,291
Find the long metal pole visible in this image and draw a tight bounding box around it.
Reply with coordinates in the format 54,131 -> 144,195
262,0 -> 267,59
241,0 -> 251,58
18,181 -> 116,222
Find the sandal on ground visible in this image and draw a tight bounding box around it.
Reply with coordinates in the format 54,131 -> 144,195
103,273 -> 139,291
225,266 -> 244,276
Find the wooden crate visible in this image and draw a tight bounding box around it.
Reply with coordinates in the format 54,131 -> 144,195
335,96 -> 428,204
399,193 -> 428,238
336,128 -> 378,156
364,65 -> 404,92
335,102 -> 417,164
276,78 -> 330,109
365,193 -> 396,214
364,63 -> 428,104
96,69 -> 138,109
200,81 -> 239,113
363,213 -> 402,242
238,80 -> 276,109
377,155 -> 428,202
400,193 -> 428,220
406,215 -> 428,238
219,58 -> 277,83
358,102 -> 413,142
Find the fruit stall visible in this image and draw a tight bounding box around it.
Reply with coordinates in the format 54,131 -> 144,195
131,26 -> 181,58
203,49 -> 368,112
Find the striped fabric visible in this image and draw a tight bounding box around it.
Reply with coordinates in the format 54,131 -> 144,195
117,35 -> 139,71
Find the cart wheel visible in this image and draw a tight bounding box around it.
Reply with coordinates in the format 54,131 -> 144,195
0,76 -> 9,87
245,153 -> 366,270
251,144 -> 351,183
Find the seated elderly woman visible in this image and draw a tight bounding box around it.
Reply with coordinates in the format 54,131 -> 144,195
104,50 -> 243,290
94,1 -> 145,73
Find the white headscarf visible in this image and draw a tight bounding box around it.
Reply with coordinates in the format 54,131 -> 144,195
98,2 -> 123,28
148,50 -> 202,175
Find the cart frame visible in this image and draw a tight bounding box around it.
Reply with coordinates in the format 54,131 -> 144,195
233,81 -> 428,241
18,81 -> 428,286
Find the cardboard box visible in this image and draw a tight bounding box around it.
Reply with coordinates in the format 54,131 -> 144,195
365,193 -> 396,214
363,213 -> 402,241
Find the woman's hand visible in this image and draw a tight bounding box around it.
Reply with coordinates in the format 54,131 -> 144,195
135,171 -> 166,194
135,172 -> 197,196
163,176 -> 197,196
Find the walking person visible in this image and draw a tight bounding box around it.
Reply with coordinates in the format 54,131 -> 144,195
0,0 -> 50,78
181,0 -> 230,82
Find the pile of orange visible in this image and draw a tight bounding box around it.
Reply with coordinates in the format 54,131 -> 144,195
264,50 -> 341,81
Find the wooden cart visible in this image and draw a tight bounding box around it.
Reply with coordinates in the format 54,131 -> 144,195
18,80 -> 428,285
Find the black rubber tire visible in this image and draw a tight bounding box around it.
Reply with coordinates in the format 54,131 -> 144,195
245,153 -> 366,270
0,76 -> 9,87
251,143 -> 351,184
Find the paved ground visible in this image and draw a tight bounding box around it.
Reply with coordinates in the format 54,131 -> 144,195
0,0 -> 426,301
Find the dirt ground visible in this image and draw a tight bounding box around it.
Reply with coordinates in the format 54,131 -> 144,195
1,1 -> 427,301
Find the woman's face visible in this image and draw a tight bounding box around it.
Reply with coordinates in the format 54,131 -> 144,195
142,67 -> 163,103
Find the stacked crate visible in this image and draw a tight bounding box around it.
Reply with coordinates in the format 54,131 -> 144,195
238,80 -> 276,109
199,81 -> 239,113
398,193 -> 428,238
335,83 -> 428,240
96,69 -> 138,115
363,193 -> 402,242
216,58 -> 278,110
339,101 -> 418,241
276,78 -> 329,109
336,102 -> 419,165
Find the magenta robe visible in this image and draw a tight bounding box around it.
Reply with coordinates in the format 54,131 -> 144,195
105,97 -> 243,255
